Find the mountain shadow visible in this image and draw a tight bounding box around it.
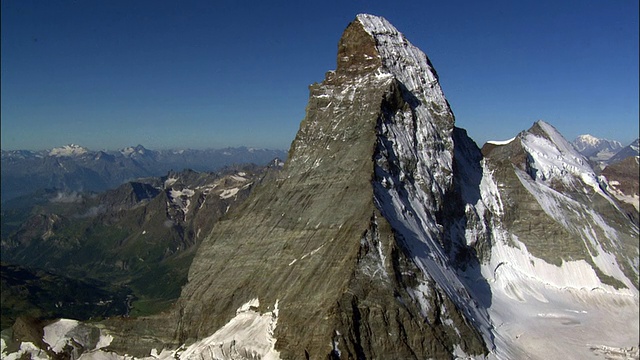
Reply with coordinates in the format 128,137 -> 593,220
448,127 -> 493,311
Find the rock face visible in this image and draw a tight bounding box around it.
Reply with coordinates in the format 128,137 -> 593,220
175,14 -> 486,359
601,155 -> 640,214
480,121 -> 638,285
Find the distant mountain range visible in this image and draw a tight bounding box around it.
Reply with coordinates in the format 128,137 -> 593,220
571,135 -> 638,167
608,138 -> 640,164
1,145 -> 287,202
1,163 -> 281,328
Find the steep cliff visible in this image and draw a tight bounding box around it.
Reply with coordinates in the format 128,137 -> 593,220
175,14 -> 487,359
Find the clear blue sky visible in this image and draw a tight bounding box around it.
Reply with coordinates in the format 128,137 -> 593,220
2,0 -> 638,150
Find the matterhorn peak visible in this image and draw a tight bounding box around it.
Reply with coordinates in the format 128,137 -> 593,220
355,14 -> 447,106
175,13 -> 485,359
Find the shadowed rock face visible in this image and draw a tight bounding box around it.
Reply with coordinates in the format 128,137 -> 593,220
601,155 -> 640,220
174,15 -> 486,359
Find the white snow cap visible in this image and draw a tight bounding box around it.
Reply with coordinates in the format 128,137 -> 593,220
574,134 -> 601,146
355,14 -> 449,113
487,137 -> 516,146
521,120 -> 606,195
49,144 -> 89,157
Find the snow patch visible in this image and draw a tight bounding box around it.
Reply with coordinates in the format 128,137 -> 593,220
486,137 -> 515,146
1,340 -> 50,360
39,319 -> 113,357
413,280 -> 433,316
169,188 -> 195,218
176,299 -> 281,360
64,299 -> 282,360
43,319 -> 81,353
230,175 -> 248,182
164,177 -> 178,188
219,187 -> 240,199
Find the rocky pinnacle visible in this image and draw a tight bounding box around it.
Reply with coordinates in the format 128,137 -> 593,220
174,13 -> 486,359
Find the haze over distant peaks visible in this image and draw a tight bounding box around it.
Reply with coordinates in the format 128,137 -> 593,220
1,144 -> 286,202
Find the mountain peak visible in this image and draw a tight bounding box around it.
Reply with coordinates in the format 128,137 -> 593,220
527,120 -> 577,154
334,15 -> 382,77
120,144 -> 149,157
574,134 -> 600,145
356,14 -> 450,119
608,138 -> 640,164
520,120 -> 600,188
174,13 -> 483,359
572,133 -> 623,160
49,144 -> 89,157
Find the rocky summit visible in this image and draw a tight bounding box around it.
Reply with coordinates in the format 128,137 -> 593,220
2,14 -> 638,360
175,14 -> 485,359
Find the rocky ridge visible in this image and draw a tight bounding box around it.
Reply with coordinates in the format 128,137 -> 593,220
608,138 -> 640,164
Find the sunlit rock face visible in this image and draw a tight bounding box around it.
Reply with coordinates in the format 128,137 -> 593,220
174,13 -> 487,360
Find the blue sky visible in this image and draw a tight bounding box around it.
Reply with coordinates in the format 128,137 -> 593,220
2,0 -> 638,150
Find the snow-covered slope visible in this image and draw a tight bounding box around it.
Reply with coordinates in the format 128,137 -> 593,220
359,13 -> 496,351
361,16 -> 638,359
473,120 -> 639,359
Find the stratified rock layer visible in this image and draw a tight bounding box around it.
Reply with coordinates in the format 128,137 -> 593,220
175,14 -> 486,359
